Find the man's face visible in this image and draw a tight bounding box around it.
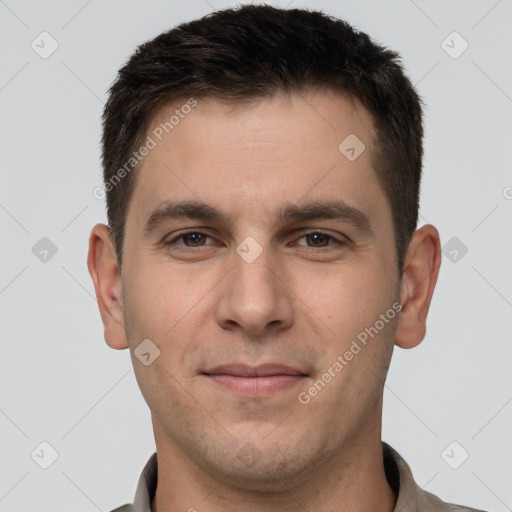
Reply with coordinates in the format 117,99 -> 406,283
120,90 -> 401,488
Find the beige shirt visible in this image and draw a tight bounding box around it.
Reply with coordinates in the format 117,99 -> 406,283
111,442 -> 486,512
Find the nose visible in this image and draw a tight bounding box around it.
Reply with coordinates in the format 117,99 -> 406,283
213,245 -> 295,338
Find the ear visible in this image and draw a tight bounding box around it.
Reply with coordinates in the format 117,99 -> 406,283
395,224 -> 442,349
87,223 -> 128,350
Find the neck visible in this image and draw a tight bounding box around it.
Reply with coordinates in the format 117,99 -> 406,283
151,422 -> 396,512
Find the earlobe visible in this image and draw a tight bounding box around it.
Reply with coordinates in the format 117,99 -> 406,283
395,224 -> 442,349
87,223 -> 129,350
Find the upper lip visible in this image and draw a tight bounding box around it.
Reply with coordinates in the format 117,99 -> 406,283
203,363 -> 307,377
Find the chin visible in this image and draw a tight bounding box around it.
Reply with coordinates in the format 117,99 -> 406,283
199,435 -> 327,493
210,458 -> 311,493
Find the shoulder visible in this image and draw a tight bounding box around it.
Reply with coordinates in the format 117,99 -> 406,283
421,488 -> 489,512
382,442 -> 490,512
447,507 -> 489,512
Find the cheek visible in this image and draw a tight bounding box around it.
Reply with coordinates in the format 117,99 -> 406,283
124,262 -> 201,339
123,273 -> 197,403
123,265 -> 208,382
132,353 -> 198,433
293,262 -> 397,339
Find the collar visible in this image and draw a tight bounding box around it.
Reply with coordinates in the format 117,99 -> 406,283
117,442 -> 480,512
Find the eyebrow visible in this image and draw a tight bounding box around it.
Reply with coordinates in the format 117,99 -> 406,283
142,199 -> 372,237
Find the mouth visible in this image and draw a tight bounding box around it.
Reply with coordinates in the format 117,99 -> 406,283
202,363 -> 309,397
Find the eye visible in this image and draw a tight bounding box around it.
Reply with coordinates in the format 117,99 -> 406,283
294,231 -> 345,248
165,231 -> 216,250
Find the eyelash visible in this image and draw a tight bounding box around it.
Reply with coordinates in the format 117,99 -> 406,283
164,230 -> 347,252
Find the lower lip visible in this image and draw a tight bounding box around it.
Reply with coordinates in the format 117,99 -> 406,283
205,374 -> 307,397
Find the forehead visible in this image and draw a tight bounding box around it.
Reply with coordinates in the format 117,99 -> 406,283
146,89 -> 375,160
126,89 -> 390,233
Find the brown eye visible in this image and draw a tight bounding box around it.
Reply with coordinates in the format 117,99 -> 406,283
295,231 -> 343,248
305,233 -> 330,247
165,231 -> 215,250
181,232 -> 208,247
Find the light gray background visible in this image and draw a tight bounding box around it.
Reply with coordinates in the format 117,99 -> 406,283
1,0 -> 511,510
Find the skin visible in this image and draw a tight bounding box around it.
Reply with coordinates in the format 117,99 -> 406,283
88,89 -> 441,512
